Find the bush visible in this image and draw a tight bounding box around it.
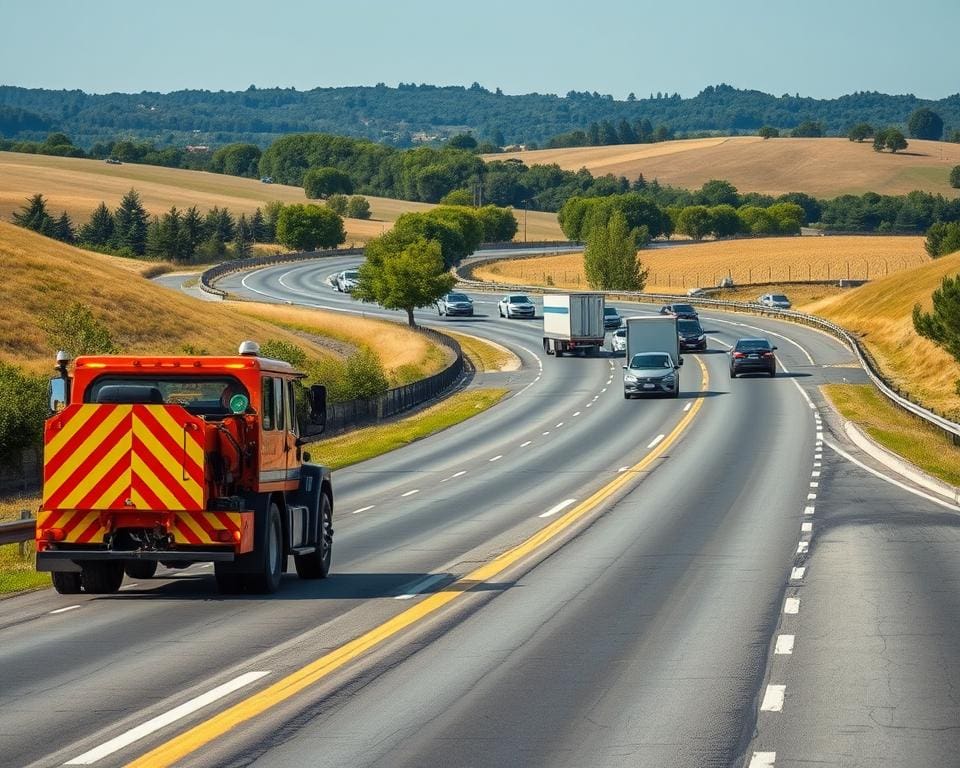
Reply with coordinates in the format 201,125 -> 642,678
344,347 -> 389,399
303,167 -> 353,198
260,339 -> 308,368
326,194 -> 348,215
346,196 -> 371,220
0,362 -> 48,462
42,302 -> 118,356
950,165 -> 960,189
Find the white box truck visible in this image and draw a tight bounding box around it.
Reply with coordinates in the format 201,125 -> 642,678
542,293 -> 606,357
623,316 -> 682,398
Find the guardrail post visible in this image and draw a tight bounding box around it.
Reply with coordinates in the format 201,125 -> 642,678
18,509 -> 30,557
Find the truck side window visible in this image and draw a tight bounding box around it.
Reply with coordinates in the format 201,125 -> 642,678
274,377 -> 285,431
262,376 -> 275,431
286,380 -> 299,436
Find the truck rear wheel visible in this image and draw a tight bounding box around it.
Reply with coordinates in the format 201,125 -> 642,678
52,571 -> 81,594
124,560 -> 158,580
246,503 -> 283,594
295,494 -> 333,579
81,562 -> 124,594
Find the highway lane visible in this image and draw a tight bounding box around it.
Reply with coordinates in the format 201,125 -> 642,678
3,258 -> 955,766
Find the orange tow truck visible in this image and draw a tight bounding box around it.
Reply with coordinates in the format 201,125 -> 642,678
36,341 -> 333,595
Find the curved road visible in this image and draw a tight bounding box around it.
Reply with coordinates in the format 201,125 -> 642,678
1,256 -> 958,768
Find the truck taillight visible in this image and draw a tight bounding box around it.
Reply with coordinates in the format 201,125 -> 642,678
214,529 -> 241,543
43,528 -> 65,542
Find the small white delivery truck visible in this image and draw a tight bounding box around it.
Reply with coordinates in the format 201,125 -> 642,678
542,293 -> 606,357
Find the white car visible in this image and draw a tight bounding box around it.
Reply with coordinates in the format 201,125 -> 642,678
336,269 -> 360,292
498,294 -> 536,319
611,327 -> 627,354
758,293 -> 791,309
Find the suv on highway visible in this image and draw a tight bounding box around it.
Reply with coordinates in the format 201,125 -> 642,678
603,306 -> 623,330
677,318 -> 707,351
758,293 -> 792,309
659,303 -> 698,320
729,338 -> 777,378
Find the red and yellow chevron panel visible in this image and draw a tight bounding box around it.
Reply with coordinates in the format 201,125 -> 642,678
36,508 -> 109,545
172,511 -> 253,552
43,404 -> 207,512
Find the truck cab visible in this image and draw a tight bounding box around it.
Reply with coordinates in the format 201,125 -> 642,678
37,342 -> 334,595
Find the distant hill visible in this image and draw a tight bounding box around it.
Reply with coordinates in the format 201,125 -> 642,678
1,83 -> 958,149
495,137 -> 960,198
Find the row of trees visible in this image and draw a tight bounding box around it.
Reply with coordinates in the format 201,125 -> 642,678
545,118 -> 675,149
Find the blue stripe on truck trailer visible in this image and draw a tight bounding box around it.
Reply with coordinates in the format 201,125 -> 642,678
543,306 -> 569,314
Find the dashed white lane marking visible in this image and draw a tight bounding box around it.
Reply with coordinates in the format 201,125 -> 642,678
807,493 -> 817,500
601,388 -> 607,393
539,498 -> 578,519
811,470 -> 821,477
804,505 -> 815,515
573,411 -> 581,417
683,403 -> 692,412
749,752 -> 777,768
813,462 -> 821,468
489,455 -> 503,463
542,431 -> 551,436
586,403 -> 593,408
816,431 -> 824,440
814,453 -> 822,460
394,574 -> 446,600
791,567 -> 806,580
760,684 -> 786,712
555,422 -> 564,428
647,434 -> 665,449
618,466 -> 629,473
50,605 -> 80,615
440,471 -> 466,483
401,489 -> 420,498
520,441 -> 532,448
809,481 -> 819,488
592,395 -> 599,401
514,345 -> 546,397
775,635 -> 795,655
796,541 -> 809,554
351,505 -> 375,514
784,598 -> 800,614
64,671 -> 271,765
801,522 -> 813,533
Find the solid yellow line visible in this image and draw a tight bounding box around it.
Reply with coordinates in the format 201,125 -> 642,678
127,358 -> 709,768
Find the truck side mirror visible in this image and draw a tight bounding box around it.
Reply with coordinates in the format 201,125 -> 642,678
308,384 -> 327,429
48,377 -> 68,413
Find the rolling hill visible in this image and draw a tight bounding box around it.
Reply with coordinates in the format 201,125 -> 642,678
493,137 -> 960,199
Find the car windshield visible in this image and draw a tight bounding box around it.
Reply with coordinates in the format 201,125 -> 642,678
678,320 -> 702,333
343,270 -> 359,279
629,354 -> 672,369
85,376 -> 249,415
509,296 -> 530,303
614,329 -> 626,337
735,339 -> 771,351
604,307 -> 619,316
772,295 -> 789,302
673,304 -> 696,313
447,293 -> 470,302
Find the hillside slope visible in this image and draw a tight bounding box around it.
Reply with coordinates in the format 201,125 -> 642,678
494,137 -> 960,198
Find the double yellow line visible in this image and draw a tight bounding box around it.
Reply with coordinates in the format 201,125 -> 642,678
128,358 -> 709,767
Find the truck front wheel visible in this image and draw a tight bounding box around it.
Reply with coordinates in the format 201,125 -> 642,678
52,571 -> 81,594
124,560 -> 158,579
295,494 -> 333,579
81,562 -> 124,594
247,503 -> 283,594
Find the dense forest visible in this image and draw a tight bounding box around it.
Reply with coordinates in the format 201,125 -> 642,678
1,83 -> 959,149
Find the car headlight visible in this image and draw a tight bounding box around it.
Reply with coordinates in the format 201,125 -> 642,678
624,375 -> 638,383
662,375 -> 676,384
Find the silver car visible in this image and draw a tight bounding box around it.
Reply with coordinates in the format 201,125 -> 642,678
498,294 -> 536,319
440,292 -> 474,316
759,293 -> 791,309
336,269 -> 360,292
623,352 -> 680,399
611,327 -> 627,354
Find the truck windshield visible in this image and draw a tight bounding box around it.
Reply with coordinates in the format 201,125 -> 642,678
85,376 -> 249,415
629,354 -> 672,369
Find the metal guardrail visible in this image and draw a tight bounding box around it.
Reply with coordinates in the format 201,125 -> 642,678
455,271 -> 960,443
1,512 -> 34,548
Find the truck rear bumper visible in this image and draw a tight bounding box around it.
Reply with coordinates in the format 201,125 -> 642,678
37,549 -> 235,572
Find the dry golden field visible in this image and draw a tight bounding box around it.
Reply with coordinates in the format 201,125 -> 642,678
492,137 -> 960,198
472,235 -> 928,292
0,152 -> 563,243
0,222 -> 439,381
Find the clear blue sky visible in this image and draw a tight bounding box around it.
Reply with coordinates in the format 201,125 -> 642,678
2,0 -> 956,100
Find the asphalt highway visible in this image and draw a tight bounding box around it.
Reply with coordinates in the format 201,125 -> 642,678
1,255 -> 957,768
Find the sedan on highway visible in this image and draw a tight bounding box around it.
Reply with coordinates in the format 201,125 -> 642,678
336,269 -> 360,292
498,294 -> 536,319
677,318 -> 707,351
729,338 -> 777,378
610,327 -> 627,354
603,306 -> 623,330
623,352 -> 680,398
440,292 -> 474,316
758,293 -> 792,309
659,302 -> 699,320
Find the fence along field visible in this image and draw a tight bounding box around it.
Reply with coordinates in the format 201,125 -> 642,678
471,235 -> 928,293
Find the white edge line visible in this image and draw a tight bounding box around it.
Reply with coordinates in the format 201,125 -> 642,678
50,604 -> 81,615
394,573 -> 447,600
489,455 -> 503,462
538,498 -> 578,519
401,489 -> 420,498
64,671 -> 271,765
520,441 -> 532,448
350,505 -> 375,514
760,684 -> 786,712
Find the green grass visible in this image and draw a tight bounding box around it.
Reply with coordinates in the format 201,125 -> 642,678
823,383 -> 960,487
310,388 -> 509,470
445,331 -> 516,372
0,542 -> 48,594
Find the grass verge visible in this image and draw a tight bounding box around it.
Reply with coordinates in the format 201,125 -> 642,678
444,331 -> 518,372
822,383 -> 960,487
310,388 -> 509,470
0,543 -> 48,595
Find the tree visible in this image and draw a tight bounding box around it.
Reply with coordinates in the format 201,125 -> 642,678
791,120 -> 824,138
326,194 -> 348,215
885,128 -> 908,153
78,202 -> 114,247
112,188 -> 148,255
758,126 -> 779,139
708,205 -> 741,237
275,204 -> 346,251
676,206 -> 713,240
354,237 -> 455,327
950,165 -> 960,189
180,206 -> 204,260
908,107 -> 944,140
53,212 -> 75,243
447,133 -> 478,151
697,179 -> 739,207
440,189 -> 474,206
848,123 -> 874,142
233,214 -> 252,259
925,221 -> 960,258
583,210 -> 647,290
913,275 -> 960,387
346,195 -> 371,220
303,167 -> 353,198
766,202 -> 804,234
250,207 -> 268,242
12,193 -> 55,236
738,206 -> 776,235
0,362 -> 48,463
209,143 -> 261,177
474,205 -> 517,242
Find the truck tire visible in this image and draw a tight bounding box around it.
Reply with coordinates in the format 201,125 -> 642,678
124,560 -> 158,580
295,494 -> 333,579
81,562 -> 124,594
52,571 -> 81,594
246,503 -> 283,594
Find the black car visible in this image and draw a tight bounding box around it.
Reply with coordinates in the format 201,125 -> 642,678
660,302 -> 699,320
729,338 -> 777,378
677,318 -> 707,351
603,306 -> 623,330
